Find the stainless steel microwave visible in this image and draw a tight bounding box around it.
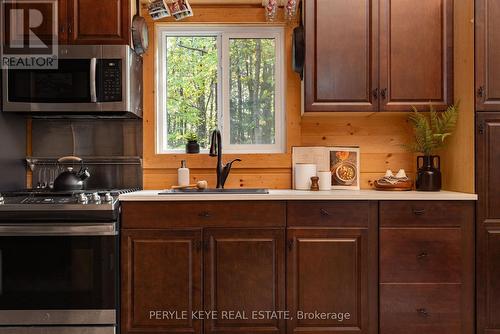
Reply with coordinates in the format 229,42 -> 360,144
2,45 -> 143,117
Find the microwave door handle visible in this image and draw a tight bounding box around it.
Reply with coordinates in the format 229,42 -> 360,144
90,57 -> 97,103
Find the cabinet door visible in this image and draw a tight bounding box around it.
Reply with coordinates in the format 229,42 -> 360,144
3,0 -> 67,46
304,0 -> 378,112
379,0 -> 453,111
121,229 -> 202,334
287,228 -> 375,334
204,228 -> 285,334
477,113 -> 500,332
478,224 -> 500,332
67,0 -> 129,44
477,113 -> 500,220
476,0 -> 500,110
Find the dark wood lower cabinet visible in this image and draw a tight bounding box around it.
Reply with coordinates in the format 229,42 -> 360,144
379,201 -> 474,334
121,229 -> 203,334
380,284 -> 462,334
287,228 -> 375,334
477,223 -> 500,331
120,200 -> 473,334
204,228 -> 285,334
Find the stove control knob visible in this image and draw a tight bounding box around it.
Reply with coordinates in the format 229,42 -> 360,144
77,193 -> 88,204
0,194 -> 4,205
92,192 -> 102,204
104,193 -> 113,203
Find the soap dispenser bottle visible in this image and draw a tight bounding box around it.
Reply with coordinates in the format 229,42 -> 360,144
178,160 -> 190,187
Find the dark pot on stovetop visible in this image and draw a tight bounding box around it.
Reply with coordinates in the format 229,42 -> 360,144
415,155 -> 441,191
53,156 -> 91,191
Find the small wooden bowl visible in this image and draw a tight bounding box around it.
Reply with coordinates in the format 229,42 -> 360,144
374,180 -> 413,191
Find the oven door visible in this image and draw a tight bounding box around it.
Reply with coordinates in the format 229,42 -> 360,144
0,223 -> 117,326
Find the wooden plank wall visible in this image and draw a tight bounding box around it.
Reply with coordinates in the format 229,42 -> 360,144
142,3 -> 474,192
439,0 -> 475,193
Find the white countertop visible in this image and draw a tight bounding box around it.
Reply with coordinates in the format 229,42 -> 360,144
119,189 -> 477,201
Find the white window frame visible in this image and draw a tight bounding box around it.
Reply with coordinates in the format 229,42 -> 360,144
156,25 -> 286,154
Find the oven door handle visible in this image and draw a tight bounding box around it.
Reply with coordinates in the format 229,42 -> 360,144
90,57 -> 97,103
0,223 -> 117,236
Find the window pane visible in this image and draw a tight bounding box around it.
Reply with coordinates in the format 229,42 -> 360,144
229,38 -> 276,145
165,36 -> 218,150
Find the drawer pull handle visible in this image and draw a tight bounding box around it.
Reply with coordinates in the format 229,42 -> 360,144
320,208 -> 331,216
417,252 -> 428,259
195,240 -> 202,252
198,211 -> 211,218
413,209 -> 426,215
416,308 -> 429,318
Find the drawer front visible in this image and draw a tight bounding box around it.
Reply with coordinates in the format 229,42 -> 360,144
380,284 -> 462,334
380,228 -> 462,283
287,201 -> 372,227
380,201 -> 473,227
122,201 -> 286,228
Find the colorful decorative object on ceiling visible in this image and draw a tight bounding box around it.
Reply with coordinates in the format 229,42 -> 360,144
147,0 -> 193,21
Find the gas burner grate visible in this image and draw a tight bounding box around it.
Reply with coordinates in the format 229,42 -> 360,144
2,188 -> 141,198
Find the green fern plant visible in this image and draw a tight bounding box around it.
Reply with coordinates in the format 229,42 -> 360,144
185,132 -> 198,142
405,103 -> 459,156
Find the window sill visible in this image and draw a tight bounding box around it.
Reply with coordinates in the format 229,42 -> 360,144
143,152 -> 292,169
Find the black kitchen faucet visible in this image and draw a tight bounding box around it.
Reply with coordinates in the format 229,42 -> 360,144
209,129 -> 241,188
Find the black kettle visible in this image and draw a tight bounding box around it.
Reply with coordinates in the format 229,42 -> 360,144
53,156 -> 91,191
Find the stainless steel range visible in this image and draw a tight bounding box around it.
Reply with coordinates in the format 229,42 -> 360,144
0,188 -> 137,334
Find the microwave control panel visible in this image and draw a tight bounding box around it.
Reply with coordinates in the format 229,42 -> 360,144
101,60 -> 122,102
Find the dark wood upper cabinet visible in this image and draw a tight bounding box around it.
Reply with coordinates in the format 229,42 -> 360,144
476,113 -> 500,333
379,0 -> 453,111
476,0 -> 500,110
67,0 -> 130,44
3,1 -> 67,45
287,228 -> 374,334
121,229 -> 203,334
5,0 -> 130,45
204,228 -> 285,334
304,0 -> 453,112
304,0 -> 378,112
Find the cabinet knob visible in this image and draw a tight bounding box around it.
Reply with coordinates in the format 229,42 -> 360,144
198,211 -> 211,218
319,208 -> 330,217
417,251 -> 428,260
195,240 -> 202,252
477,86 -> 485,98
380,88 -> 387,99
412,208 -> 425,216
287,239 -> 294,251
416,308 -> 430,318
478,121 -> 485,135
372,88 -> 379,100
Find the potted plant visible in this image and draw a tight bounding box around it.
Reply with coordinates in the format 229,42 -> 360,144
406,103 -> 459,191
185,132 -> 200,154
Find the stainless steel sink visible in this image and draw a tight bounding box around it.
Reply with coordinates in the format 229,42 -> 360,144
159,188 -> 269,195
